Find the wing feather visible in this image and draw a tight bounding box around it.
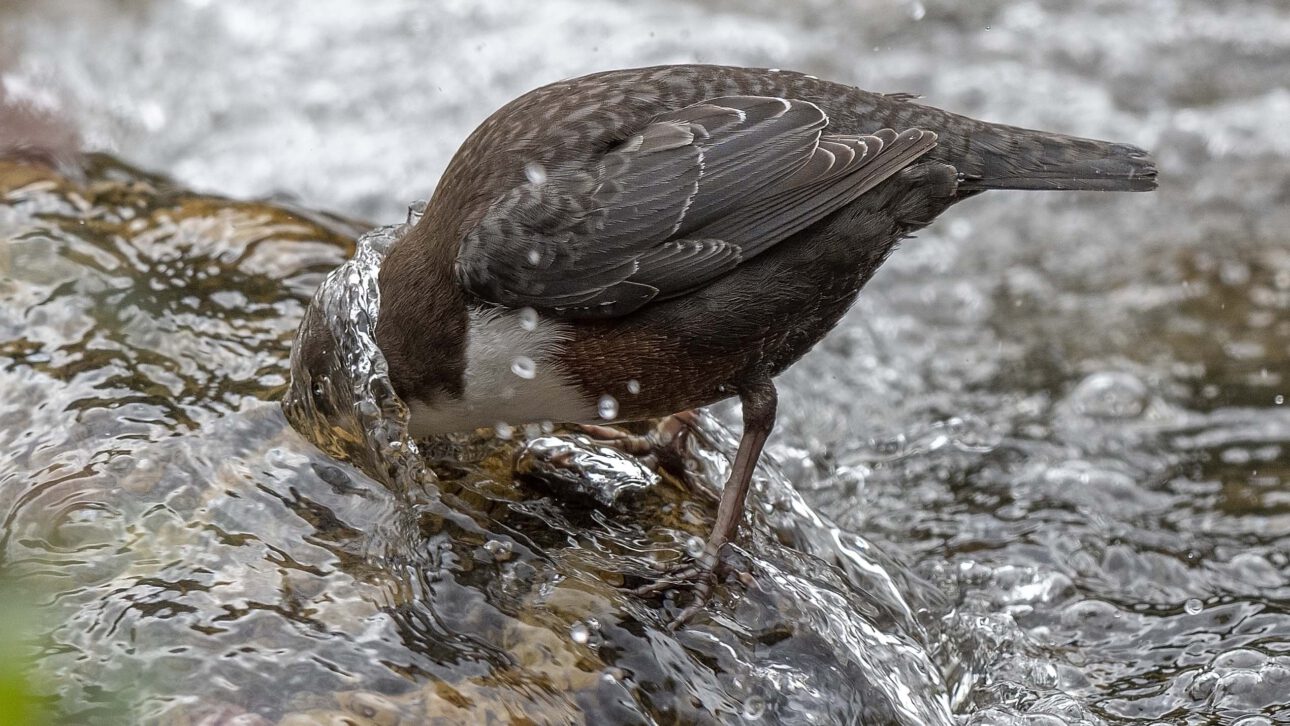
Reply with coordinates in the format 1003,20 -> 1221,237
457,95 -> 937,317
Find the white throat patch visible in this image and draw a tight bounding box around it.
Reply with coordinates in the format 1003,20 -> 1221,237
405,307 -> 596,437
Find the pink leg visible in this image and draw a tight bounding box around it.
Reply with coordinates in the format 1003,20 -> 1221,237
636,378 -> 777,628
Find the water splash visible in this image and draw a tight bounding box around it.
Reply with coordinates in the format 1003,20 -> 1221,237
281,209 -> 438,498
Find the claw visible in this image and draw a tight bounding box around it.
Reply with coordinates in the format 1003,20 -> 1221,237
669,589 -> 712,630
633,564 -> 706,596
634,547 -> 750,628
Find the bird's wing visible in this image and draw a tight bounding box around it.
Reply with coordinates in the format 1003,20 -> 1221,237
456,95 -> 937,318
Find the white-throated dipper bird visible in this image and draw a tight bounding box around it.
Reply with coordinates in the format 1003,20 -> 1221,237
292,64 -> 1157,626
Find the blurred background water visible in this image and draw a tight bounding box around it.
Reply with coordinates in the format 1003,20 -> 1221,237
1,0 -> 1288,723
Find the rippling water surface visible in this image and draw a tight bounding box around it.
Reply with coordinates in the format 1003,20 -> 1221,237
2,0 -> 1288,724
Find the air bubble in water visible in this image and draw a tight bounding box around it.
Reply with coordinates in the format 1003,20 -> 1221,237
511,355 -> 536,379
741,696 -> 766,721
524,162 -> 547,184
570,621 -> 590,644
598,394 -> 618,419
495,422 -> 514,440
626,379 -> 641,395
909,1 -> 925,20
527,248 -> 541,265
1184,598 -> 1204,614
519,307 -> 538,331
1068,371 -> 1149,418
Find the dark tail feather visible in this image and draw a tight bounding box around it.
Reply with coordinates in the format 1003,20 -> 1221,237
954,125 -> 1158,193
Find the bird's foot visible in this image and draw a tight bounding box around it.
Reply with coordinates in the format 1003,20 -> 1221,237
573,410 -> 700,483
634,544 -> 753,629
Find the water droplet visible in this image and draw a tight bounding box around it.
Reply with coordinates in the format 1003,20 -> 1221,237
511,356 -> 536,379
518,307 -> 538,331
741,696 -> 766,720
598,394 -> 618,420
1027,660 -> 1059,689
570,621 -> 590,644
524,162 -> 547,185
265,447 -> 290,467
483,539 -> 514,562
1187,670 -> 1219,700
495,422 -> 514,440
626,379 -> 641,395
684,536 -> 705,559
1184,598 -> 1204,614
406,200 -> 428,224
527,247 -> 541,265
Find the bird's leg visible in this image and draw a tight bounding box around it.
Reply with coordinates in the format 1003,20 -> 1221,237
636,377 -> 777,628
573,409 -> 701,476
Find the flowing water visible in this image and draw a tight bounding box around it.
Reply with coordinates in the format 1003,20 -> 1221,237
2,0 -> 1288,724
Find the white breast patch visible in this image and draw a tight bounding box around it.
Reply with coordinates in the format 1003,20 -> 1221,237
405,307 -> 597,437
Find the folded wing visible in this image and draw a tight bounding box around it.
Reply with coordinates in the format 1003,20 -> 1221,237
457,95 -> 937,317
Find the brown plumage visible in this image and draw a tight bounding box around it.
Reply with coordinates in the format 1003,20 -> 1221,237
294,64 -> 1157,627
